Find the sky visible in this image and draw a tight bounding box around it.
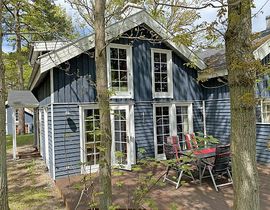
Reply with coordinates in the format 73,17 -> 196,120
3,0 -> 270,52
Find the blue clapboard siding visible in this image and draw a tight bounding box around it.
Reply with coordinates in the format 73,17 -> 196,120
202,78 -> 229,100
134,103 -> 155,158
53,26 -> 201,103
48,105 -> 54,178
40,108 -> 45,159
53,50 -> 96,103
193,101 -> 204,133
53,104 -> 81,178
256,124 -> 270,164
205,99 -> 231,144
33,72 -> 51,106
173,55 -> 202,100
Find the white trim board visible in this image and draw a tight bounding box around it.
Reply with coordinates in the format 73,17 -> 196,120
29,10 -> 206,90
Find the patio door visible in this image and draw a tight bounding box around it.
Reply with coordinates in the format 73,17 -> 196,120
154,103 -> 193,159
111,105 -> 134,170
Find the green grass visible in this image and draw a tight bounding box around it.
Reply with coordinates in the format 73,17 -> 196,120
6,134 -> 34,150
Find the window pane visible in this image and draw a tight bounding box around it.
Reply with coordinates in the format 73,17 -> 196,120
163,107 -> 169,115
154,53 -> 160,62
154,63 -> 160,72
110,48 -> 118,59
161,64 -> 167,72
120,71 -> 127,82
162,74 -> 167,82
119,49 -> 126,59
111,60 -> 119,69
162,83 -> 168,92
111,71 -> 118,81
155,83 -> 161,92
161,53 -> 167,62
119,60 -> 127,70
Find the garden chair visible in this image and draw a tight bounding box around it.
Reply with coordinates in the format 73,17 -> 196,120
200,144 -> 233,191
163,136 -> 196,189
185,133 -> 199,149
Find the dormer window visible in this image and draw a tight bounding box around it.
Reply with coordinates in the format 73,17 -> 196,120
107,44 -> 133,98
151,48 -> 173,98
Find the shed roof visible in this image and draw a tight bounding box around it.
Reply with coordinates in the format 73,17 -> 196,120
7,90 -> 39,108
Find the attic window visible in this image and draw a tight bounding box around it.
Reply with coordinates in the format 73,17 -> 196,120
107,43 -> 133,99
151,48 -> 173,98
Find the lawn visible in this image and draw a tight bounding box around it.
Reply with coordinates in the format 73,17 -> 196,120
6,134 -> 34,150
6,134 -> 65,210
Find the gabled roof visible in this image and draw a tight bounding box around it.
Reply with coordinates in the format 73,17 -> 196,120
7,90 -> 39,108
29,9 -> 206,90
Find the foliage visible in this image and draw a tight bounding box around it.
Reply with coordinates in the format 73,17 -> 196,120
194,132 -> 220,146
6,134 -> 34,150
4,49 -> 31,89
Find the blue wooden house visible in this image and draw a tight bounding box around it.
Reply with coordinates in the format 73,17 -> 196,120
28,5 -> 270,180
5,105 -> 34,135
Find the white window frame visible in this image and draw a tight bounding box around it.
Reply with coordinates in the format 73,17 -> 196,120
261,100 -> 270,124
151,48 -> 173,98
80,104 -> 100,174
80,104 -> 136,174
107,43 -> 133,99
153,102 -> 193,160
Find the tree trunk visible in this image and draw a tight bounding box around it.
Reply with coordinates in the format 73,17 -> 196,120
14,3 -> 25,135
0,0 -> 9,208
94,0 -> 112,209
225,1 -> 260,209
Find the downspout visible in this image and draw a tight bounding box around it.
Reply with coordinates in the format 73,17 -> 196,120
202,100 -> 207,137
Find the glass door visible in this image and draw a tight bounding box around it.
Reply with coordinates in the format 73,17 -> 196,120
111,105 -> 131,170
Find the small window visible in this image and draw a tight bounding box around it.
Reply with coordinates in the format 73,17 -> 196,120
151,49 -> 173,98
107,44 -> 133,98
262,101 -> 270,123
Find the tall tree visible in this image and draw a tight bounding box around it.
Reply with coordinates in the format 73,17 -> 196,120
94,1 -> 112,208
225,0 -> 260,209
3,0 -> 77,134
14,1 -> 25,134
0,0 -> 9,208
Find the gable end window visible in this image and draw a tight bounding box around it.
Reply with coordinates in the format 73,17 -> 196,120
151,49 -> 173,98
107,44 -> 133,98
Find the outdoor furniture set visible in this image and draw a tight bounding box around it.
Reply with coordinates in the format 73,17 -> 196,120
163,134 -> 233,191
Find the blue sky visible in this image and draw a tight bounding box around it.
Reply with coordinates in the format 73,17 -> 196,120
3,0 -> 270,52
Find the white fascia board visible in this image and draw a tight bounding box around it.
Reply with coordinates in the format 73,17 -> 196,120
30,68 -> 41,91
37,11 -> 206,81
24,108 -> 34,116
253,39 -> 270,60
32,41 -> 69,52
198,68 -> 228,80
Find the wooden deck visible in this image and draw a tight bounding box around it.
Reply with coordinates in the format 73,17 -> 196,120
55,165 -> 270,210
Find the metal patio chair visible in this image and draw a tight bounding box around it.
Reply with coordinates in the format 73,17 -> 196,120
163,136 -> 196,189
200,144 -> 233,191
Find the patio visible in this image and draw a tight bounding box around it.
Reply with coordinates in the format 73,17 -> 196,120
55,164 -> 270,210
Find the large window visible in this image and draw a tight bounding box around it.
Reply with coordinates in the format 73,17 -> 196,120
84,108 -> 100,168
151,49 -> 173,98
261,100 -> 270,123
154,103 -> 193,159
107,44 -> 133,98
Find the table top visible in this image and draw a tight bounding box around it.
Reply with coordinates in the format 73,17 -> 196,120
180,147 -> 216,159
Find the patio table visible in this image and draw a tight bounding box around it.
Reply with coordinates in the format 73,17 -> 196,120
180,147 -> 216,185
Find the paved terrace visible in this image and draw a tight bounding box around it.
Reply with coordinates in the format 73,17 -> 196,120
55,165 -> 270,210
